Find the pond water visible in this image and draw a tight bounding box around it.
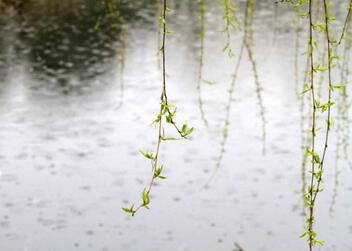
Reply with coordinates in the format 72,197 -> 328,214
0,1 -> 352,251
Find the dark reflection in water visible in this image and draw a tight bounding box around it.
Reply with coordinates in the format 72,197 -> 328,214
0,0 -> 158,94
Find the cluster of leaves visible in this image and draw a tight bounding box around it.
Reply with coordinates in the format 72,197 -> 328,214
123,103 -> 193,216
221,0 -> 240,57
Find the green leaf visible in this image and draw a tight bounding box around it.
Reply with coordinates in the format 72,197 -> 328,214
313,239 -> 325,246
140,150 -> 155,160
165,27 -> 176,35
307,149 -> 321,164
161,137 -> 178,141
158,17 -> 165,24
122,207 -> 131,213
142,189 -> 150,207
203,79 -> 216,85
330,83 -> 345,90
181,123 -> 195,137
122,204 -> 135,214
315,169 -> 323,180
300,83 -> 312,96
154,165 -> 167,179
318,101 -> 335,112
296,12 -> 308,18
152,114 -> 162,125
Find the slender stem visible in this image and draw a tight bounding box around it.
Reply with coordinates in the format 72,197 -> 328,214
337,0 -> 352,45
307,0 -> 316,249
116,12 -> 125,110
244,0 -> 266,154
300,55 -> 311,215
311,0 -> 333,204
157,2 -> 162,70
197,0 -> 209,126
340,29 -> 352,169
294,17 -> 301,97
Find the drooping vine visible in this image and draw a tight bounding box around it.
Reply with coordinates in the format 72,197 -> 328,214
123,0 -> 194,216
300,0 -> 338,249
341,36 -> 352,169
243,0 -> 267,154
299,58 -> 311,215
196,0 -> 209,126
330,12 -> 352,213
157,1 -> 162,70
330,111 -> 341,215
294,14 -> 302,97
301,1 -> 321,248
295,13 -> 311,213
338,0 -> 352,169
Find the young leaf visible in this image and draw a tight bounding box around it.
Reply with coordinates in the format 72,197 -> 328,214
142,189 -> 150,207
140,150 -> 155,160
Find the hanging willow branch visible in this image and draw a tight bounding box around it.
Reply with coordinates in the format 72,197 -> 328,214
294,15 -> 302,97
330,21 -> 352,213
302,1 -> 321,247
243,0 -> 267,154
300,0 -> 338,249
123,0 -> 193,216
340,24 -> 352,169
196,0 -> 209,126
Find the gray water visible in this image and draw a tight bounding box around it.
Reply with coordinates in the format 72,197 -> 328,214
0,1 -> 352,251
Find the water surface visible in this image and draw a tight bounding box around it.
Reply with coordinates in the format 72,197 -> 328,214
0,1 -> 352,251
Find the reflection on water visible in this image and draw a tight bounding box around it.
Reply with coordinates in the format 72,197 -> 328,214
1,0 -> 157,94
0,1 -> 352,251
